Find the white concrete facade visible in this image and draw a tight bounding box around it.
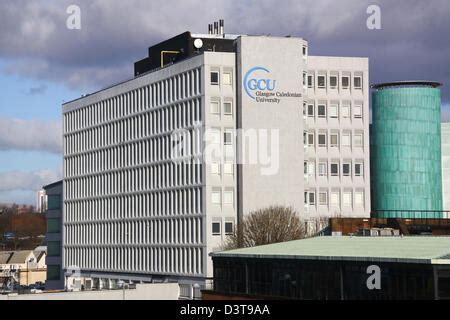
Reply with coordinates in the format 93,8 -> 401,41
62,34 -> 371,287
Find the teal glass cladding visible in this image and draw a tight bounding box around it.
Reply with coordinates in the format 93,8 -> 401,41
371,86 -> 443,218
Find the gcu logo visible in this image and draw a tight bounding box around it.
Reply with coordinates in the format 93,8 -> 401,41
243,66 -> 276,99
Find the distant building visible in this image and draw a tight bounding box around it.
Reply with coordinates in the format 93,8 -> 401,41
0,248 -> 47,287
43,181 -> 64,290
205,236 -> 450,300
36,190 -> 47,214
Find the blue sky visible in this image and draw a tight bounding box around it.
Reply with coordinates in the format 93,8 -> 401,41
0,0 -> 450,205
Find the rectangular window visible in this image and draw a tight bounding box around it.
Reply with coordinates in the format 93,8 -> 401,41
47,218 -> 60,233
330,76 -> 338,88
308,161 -> 315,176
309,192 -> 315,205
341,104 -> 350,118
355,191 -> 364,206
211,163 -> 221,175
47,265 -> 61,281
318,104 -> 326,118
318,162 -> 327,176
319,192 -> 328,205
354,104 -> 363,119
224,190 -> 234,205
355,163 -> 364,176
224,163 -> 234,175
225,222 -> 234,235
223,72 -> 232,85
308,133 -> 314,146
329,104 -> 338,118
210,71 -> 219,85
211,189 -> 221,205
354,133 -> 364,147
224,102 -> 233,115
354,76 -> 362,89
343,163 -> 351,176
47,241 -> 61,257
210,128 -> 221,145
318,76 -> 326,88
331,163 -> 339,176
318,134 -> 327,147
330,192 -> 340,206
330,134 -> 339,147
343,191 -> 352,207
342,132 -> 351,147
224,131 -> 233,145
212,222 -> 221,235
342,76 -> 350,89
210,101 -> 220,114
307,104 -> 315,117
308,75 -> 313,88
47,195 -> 61,210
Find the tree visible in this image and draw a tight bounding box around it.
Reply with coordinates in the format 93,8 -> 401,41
223,206 -> 306,250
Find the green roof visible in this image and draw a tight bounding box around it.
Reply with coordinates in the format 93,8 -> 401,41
211,236 -> 450,264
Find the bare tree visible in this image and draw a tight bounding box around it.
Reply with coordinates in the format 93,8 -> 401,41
223,206 -> 306,250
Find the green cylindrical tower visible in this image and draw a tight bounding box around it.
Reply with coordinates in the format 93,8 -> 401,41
370,81 -> 443,219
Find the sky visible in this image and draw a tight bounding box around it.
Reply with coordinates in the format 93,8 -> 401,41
0,0 -> 450,205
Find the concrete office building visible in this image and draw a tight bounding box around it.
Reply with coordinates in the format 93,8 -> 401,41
62,22 -> 370,288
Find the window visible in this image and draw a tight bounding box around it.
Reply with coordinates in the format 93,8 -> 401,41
302,46 -> 307,56
308,161 -> 315,176
308,75 -> 314,88
318,104 -> 326,118
330,76 -> 338,88
309,192 -> 315,205
318,162 -> 327,176
354,133 -> 364,147
319,192 -> 328,205
342,76 -> 350,89
331,163 -> 339,176
330,192 -> 340,206
354,104 -> 363,119
209,128 -> 221,145
224,102 -> 233,115
212,222 -> 221,235
48,195 -> 61,210
211,163 -> 221,175
224,163 -> 234,175
224,131 -> 233,145
211,189 -> 221,205
47,241 -> 60,257
343,163 -> 351,176
355,163 -> 364,176
223,72 -> 232,85
210,101 -> 220,114
343,191 -> 352,207
342,132 -> 351,147
308,133 -> 314,146
330,133 -> 339,147
47,265 -> 61,281
307,104 -> 315,117
341,104 -> 350,118
355,191 -> 364,206
318,76 -> 326,88
225,222 -> 234,235
224,190 -> 234,205
318,134 -> 326,147
47,218 -> 60,233
210,71 -> 219,85
329,104 -> 338,118
354,76 -> 362,89
303,72 -> 308,87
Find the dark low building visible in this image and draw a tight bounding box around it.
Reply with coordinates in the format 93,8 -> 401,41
204,236 -> 450,300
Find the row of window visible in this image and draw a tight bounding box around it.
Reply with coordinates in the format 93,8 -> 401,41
65,163 -> 202,200
304,160 -> 364,178
303,101 -> 363,120
210,99 -> 234,116
65,99 -> 202,156
210,70 -> 234,86
64,246 -> 203,275
64,188 -> 202,222
212,221 -> 234,236
211,188 -> 235,206
304,190 -> 365,207
303,131 -> 365,149
64,217 -> 203,246
304,72 -> 363,91
65,68 -> 202,133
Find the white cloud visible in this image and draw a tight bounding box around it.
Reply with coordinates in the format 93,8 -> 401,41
0,118 -> 62,154
0,169 -> 62,192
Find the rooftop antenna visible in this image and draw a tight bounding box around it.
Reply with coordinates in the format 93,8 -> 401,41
219,19 -> 224,36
